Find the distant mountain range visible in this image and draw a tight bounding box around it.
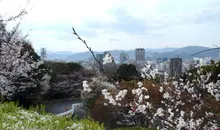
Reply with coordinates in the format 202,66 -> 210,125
38,46 -> 220,62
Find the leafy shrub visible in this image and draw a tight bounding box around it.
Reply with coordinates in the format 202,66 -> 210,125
117,64 -> 140,81
200,61 -> 220,82
46,61 -> 82,83
46,61 -> 82,74
81,77 -> 115,109
0,102 -> 104,130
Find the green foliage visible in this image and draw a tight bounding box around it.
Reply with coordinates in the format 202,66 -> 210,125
0,96 -> 5,103
45,61 -> 82,82
21,41 -> 41,61
183,61 -> 220,83
46,61 -> 82,74
115,127 -> 156,130
200,61 -> 220,82
84,96 -> 97,109
84,91 -> 102,109
210,59 -> 215,65
72,118 -> 105,130
0,102 -> 104,130
117,64 -> 140,81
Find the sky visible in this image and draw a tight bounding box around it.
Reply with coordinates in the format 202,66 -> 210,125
0,0 -> 220,52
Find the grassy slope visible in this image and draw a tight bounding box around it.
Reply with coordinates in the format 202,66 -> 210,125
0,102 -> 154,130
0,102 -> 104,130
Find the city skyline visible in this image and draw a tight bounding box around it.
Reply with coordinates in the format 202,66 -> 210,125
1,0 -> 220,52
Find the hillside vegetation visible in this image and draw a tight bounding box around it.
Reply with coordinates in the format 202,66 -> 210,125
0,101 -> 104,130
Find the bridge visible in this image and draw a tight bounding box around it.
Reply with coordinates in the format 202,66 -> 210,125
57,103 -> 83,117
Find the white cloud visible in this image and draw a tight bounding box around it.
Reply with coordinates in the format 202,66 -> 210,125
0,0 -> 220,52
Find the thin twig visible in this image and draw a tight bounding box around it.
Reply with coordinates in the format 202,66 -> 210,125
72,27 -> 119,89
0,0 -> 30,22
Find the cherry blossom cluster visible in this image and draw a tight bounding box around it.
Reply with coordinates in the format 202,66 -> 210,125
82,80 -> 91,92
103,52 -> 114,65
82,58 -> 220,129
0,28 -> 51,99
81,77 -> 117,102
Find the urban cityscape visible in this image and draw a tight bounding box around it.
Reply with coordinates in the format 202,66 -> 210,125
40,46 -> 220,82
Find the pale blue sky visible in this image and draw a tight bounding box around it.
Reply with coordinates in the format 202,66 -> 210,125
1,0 -> 220,52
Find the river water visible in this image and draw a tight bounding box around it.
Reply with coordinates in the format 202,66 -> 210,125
43,98 -> 82,114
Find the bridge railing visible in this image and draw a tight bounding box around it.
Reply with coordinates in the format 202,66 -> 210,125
57,103 -> 83,117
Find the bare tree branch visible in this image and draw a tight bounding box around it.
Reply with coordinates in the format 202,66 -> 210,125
0,0 -> 30,22
72,27 -> 119,89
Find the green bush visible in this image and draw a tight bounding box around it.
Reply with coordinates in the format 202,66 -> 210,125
46,61 -> 82,83
117,64 -> 140,81
183,61 -> 220,83
200,61 -> 220,82
0,102 -> 104,130
47,61 -> 82,74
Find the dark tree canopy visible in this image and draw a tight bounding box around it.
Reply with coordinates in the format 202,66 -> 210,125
200,61 -> 220,83
117,64 -> 140,81
181,61 -> 220,83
